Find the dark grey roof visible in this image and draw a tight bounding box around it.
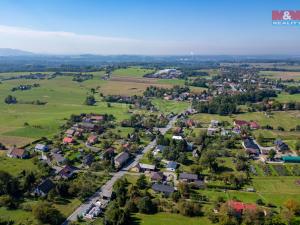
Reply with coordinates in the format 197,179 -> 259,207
167,161 -> 178,169
152,183 -> 174,194
179,173 -> 198,181
37,179 -> 55,194
115,151 -> 129,163
244,138 -> 259,150
83,154 -> 94,166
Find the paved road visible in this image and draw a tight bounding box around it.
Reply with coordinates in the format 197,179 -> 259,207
63,113 -> 180,224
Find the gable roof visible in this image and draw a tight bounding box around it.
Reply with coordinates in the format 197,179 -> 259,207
10,148 -> 27,157
115,151 -> 129,164
167,161 -> 178,169
228,201 -> 257,214
179,172 -> 198,181
37,179 -> 55,194
63,137 -> 73,143
139,163 -> 155,170
152,183 -> 174,194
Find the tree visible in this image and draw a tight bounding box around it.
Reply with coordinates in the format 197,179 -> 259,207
32,202 -> 64,225
284,199 -> 300,215
136,174 -> 147,190
200,150 -> 219,172
4,95 -> 17,104
84,95 -> 96,106
104,201 -> 129,225
178,200 -> 202,216
137,196 -> 156,214
268,149 -> 276,161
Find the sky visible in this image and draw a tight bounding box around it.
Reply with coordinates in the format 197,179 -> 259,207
0,0 -> 299,55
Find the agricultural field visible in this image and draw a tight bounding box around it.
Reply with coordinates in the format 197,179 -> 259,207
111,67 -> 155,78
0,151 -> 38,175
259,70 -> 300,80
132,213 -> 211,225
151,99 -> 190,114
275,93 -> 300,103
191,111 -> 300,131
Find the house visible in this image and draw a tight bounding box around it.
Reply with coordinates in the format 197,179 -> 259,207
153,145 -> 165,155
172,135 -> 183,141
152,183 -> 174,196
65,129 -> 75,136
7,148 -> 29,159
131,163 -> 141,172
59,165 -> 77,179
186,119 -> 195,127
139,163 -> 156,171
151,171 -> 164,182
87,135 -> 98,145
242,138 -> 260,156
234,120 -> 249,129
207,127 -> 218,136
90,115 -> 104,122
178,173 -> 198,182
227,201 -> 257,215
52,153 -> 66,166
78,122 -> 97,132
114,152 -> 130,169
101,147 -> 115,159
234,120 -> 260,130
166,161 -> 178,172
63,137 -> 74,144
35,144 -> 48,152
210,120 -> 219,128
249,121 -> 260,129
34,179 -> 55,196
274,139 -> 289,152
83,154 -> 94,167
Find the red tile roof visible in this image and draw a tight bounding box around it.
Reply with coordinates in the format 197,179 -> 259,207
228,201 -> 257,214
63,137 -> 73,144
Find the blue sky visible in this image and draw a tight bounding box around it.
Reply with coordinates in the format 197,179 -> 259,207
0,0 -> 299,55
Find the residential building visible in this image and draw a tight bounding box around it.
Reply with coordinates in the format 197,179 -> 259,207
33,179 -> 55,196
151,183 -> 175,196
7,148 -> 29,159
114,151 -> 130,169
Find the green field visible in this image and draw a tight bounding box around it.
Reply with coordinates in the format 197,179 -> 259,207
259,70 -> 300,80
132,213 -> 211,225
191,111 -> 300,131
0,75 -> 132,146
275,93 -> 300,103
151,99 -> 190,114
0,152 -> 38,175
112,67 -> 155,78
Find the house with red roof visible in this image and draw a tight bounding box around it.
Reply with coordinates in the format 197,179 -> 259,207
87,135 -> 98,145
249,121 -> 260,129
227,200 -> 257,215
63,137 -> 74,144
234,120 -> 249,128
234,120 -> 260,130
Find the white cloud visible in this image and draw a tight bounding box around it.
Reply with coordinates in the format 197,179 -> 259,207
0,25 -> 193,55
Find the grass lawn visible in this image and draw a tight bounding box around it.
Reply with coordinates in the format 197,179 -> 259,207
275,93 -> 300,103
112,67 -> 155,78
132,213 -> 212,225
0,207 -> 38,224
0,152 -> 38,175
151,99 -> 190,114
157,79 -> 185,86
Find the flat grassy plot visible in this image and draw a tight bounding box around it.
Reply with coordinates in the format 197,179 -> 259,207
112,67 -> 155,78
132,213 -> 212,225
259,71 -> 300,81
151,99 -> 190,114
0,152 -> 38,175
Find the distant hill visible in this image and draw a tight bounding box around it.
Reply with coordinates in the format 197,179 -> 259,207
0,48 -> 35,56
